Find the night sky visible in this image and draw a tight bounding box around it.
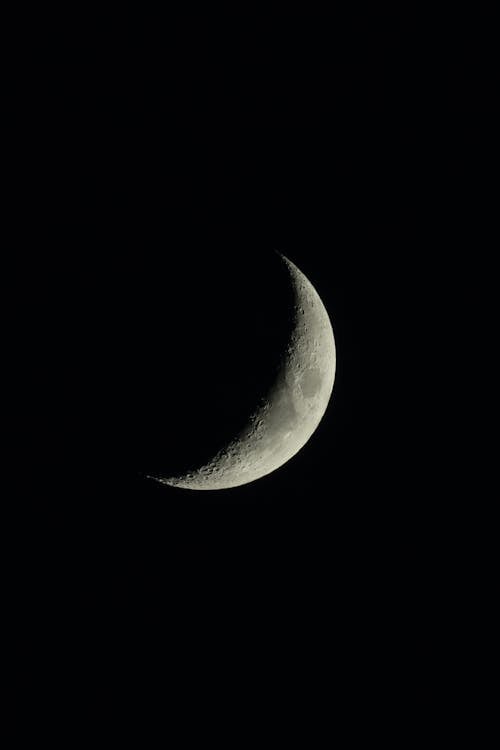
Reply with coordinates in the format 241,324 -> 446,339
14,13 -> 462,721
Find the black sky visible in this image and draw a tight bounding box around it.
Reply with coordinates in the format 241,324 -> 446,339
13,12 -> 466,720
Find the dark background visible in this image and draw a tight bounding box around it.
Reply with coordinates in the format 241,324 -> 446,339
11,10 -> 478,724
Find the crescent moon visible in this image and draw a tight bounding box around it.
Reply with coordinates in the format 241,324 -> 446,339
154,253 -> 336,490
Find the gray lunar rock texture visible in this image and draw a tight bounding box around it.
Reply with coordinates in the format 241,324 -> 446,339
154,253 -> 336,490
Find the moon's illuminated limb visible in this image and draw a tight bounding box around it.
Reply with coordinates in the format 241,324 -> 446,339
154,253 -> 336,490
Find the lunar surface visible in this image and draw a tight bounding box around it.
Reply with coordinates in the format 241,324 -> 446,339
153,253 -> 336,490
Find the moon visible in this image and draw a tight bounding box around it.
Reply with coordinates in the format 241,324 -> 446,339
153,253 -> 336,490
